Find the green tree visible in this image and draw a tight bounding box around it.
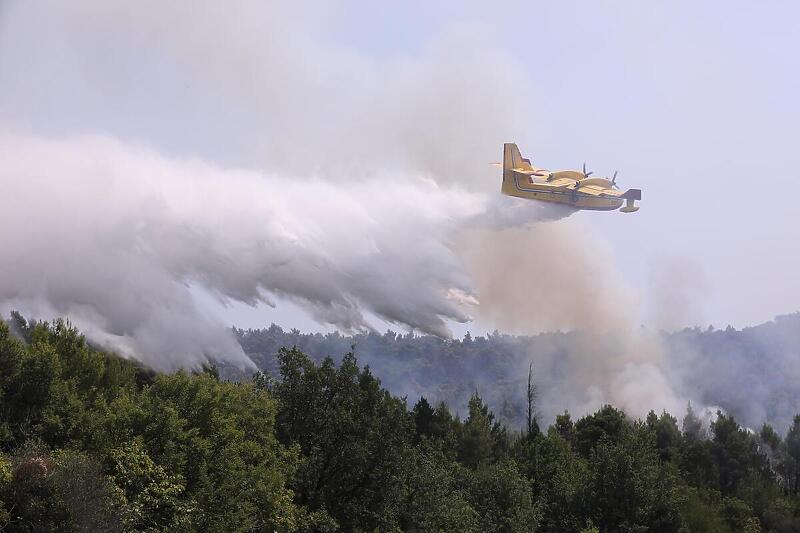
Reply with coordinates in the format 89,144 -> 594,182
786,415 -> 800,494
0,318 -> 299,532
273,348 -> 412,531
517,428 -> 588,532
401,446 -> 479,532
464,460 -> 542,533
678,488 -> 729,533
0,444 -> 67,532
49,449 -> 121,532
459,393 -> 504,468
583,429 -> 684,531
646,410 -> 682,463
682,402 -> 704,442
130,372 -> 297,532
721,496 -> 759,532
554,410 -> 574,443
412,396 -> 436,441
573,405 -> 629,457
760,422 -> 781,451
710,412 -> 767,495
108,440 -> 195,531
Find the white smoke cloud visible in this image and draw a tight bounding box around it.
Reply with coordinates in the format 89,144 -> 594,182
0,1 -> 547,368
0,0 -> 718,424
0,133 -> 574,369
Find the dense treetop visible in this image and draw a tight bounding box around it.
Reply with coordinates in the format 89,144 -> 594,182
2,316 -> 800,531
235,313 -> 800,432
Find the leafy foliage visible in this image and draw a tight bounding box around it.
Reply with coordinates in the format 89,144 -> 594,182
1,317 -> 799,531
0,319 -> 296,532
235,314 -> 800,433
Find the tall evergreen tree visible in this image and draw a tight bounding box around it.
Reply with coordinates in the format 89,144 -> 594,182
786,415 -> 800,494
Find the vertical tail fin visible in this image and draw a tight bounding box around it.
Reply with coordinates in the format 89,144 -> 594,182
503,143 -> 532,171
502,143 -> 532,196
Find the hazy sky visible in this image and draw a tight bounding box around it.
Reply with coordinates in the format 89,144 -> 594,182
335,0 -> 800,332
247,1 -> 800,332
2,0 -> 798,336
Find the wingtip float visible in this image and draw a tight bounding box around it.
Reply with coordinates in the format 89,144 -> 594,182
499,143 -> 641,213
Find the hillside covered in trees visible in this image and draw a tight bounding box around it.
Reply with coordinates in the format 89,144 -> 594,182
2,317 -> 800,531
236,313 -> 800,433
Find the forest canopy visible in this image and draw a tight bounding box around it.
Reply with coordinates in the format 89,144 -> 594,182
1,316 -> 799,531
235,314 -> 800,433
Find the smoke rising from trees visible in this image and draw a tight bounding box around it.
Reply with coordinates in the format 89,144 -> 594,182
1,1 -> 793,427
454,226 -> 691,420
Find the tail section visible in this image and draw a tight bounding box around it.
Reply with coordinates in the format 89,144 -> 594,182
620,188 -> 641,213
502,143 -> 531,196
503,143 -> 533,171
621,188 -> 641,201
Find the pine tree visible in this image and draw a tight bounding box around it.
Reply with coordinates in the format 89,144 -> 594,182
786,415 -> 800,494
682,402 -> 704,441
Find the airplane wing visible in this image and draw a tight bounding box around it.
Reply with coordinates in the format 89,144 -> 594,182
576,185 -> 607,196
545,177 -> 575,189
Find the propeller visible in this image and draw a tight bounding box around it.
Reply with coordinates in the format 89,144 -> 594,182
610,170 -> 619,189
582,163 -> 592,178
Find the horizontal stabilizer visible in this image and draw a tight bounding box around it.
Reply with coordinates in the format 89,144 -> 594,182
621,188 -> 641,200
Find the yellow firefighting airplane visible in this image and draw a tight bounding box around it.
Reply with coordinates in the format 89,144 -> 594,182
500,143 -> 641,212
